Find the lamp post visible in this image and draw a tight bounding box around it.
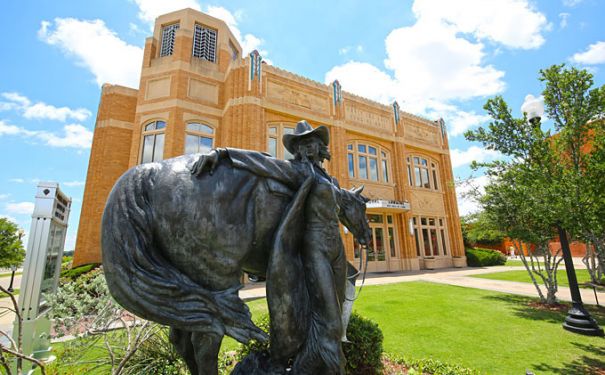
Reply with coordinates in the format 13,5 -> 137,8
523,99 -> 603,336
7,264 -> 17,293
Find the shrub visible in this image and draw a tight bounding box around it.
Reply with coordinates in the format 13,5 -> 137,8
121,327 -> 187,375
343,312 -> 384,375
386,354 -> 480,375
60,262 -> 100,281
228,312 -> 384,375
465,247 -> 506,267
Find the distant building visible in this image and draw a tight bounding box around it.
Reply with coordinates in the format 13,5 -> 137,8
73,8 -> 466,271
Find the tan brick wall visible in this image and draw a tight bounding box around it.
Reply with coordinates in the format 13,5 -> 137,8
73,8 -> 465,270
73,85 -> 137,265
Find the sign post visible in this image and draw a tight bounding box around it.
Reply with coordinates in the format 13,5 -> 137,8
13,182 -> 71,373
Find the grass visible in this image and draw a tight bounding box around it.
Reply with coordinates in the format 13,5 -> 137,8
0,288 -> 19,298
471,268 -> 594,288
44,282 -> 605,374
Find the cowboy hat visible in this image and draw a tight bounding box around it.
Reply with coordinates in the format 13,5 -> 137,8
283,120 -> 329,154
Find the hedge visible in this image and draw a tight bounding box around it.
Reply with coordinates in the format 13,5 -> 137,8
465,247 -> 506,267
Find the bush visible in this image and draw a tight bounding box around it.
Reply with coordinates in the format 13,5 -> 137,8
465,247 -> 506,267
60,262 -> 100,281
227,312 -> 384,375
121,327 -> 187,375
343,312 -> 384,375
386,355 -> 480,375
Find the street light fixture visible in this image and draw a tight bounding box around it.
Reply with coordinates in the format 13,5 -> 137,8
523,100 -> 603,336
7,264 -> 17,293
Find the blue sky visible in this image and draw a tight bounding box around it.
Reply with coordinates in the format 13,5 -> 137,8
1,0 -> 604,251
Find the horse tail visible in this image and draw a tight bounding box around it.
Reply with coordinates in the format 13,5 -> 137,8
101,165 -> 267,343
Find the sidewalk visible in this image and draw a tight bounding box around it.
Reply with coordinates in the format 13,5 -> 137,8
240,265 -> 605,306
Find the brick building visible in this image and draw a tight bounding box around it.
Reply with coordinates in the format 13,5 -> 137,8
73,8 -> 467,270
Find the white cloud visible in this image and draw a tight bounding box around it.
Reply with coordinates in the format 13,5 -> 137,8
324,0 -> 549,137
520,94 -> 545,119
9,179 -> 25,183
132,0 -> 201,24
5,202 -> 35,215
36,124 -> 93,149
571,41 -> 605,65
63,181 -> 86,187
1,92 -> 91,122
562,0 -> 582,7
205,6 -> 266,56
0,120 -> 23,136
412,0 -> 548,49
39,18 -> 143,88
325,61 -> 397,105
559,13 -> 570,29
0,194 -> 9,200
338,45 -> 363,55
450,146 -> 501,168
0,120 -> 93,149
456,175 -> 490,215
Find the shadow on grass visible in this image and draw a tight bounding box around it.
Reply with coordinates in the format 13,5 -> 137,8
533,342 -> 605,374
482,294 -> 605,325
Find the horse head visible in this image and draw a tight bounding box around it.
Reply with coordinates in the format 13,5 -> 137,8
337,185 -> 372,247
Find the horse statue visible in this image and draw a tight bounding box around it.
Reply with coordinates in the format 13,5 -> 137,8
101,150 -> 371,374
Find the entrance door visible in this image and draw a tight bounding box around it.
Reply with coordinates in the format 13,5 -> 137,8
369,214 -> 399,272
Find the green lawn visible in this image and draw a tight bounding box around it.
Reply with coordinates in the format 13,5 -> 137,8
0,288 -> 19,298
471,268 -> 594,287
47,282 -> 605,374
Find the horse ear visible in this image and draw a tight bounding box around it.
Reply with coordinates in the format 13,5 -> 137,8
351,185 -> 364,196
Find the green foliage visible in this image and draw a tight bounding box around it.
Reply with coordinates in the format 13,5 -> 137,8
121,327 -> 187,375
0,217 -> 26,268
465,248 -> 506,267
60,263 -> 100,281
386,355 -> 480,375
461,211 -> 506,246
343,312 -> 384,375
226,312 -> 384,375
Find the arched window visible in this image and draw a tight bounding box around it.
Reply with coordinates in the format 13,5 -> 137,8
185,122 -> 214,154
347,141 -> 390,183
267,123 -> 295,159
141,120 -> 166,163
406,155 -> 440,190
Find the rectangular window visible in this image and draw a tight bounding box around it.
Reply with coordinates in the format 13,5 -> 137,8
375,227 -> 385,261
142,135 -> 154,163
358,144 -> 366,153
185,134 -> 198,154
153,133 -> 164,162
422,168 -> 431,188
160,23 -> 179,57
358,156 -> 368,179
193,24 -> 217,62
422,228 -> 431,256
382,160 -> 389,182
348,154 -> 355,178
414,227 -> 421,256
368,146 -> 377,155
430,229 -> 439,256
388,227 -> 396,257
268,138 -> 277,157
414,167 -> 422,187
369,158 -> 378,181
440,229 -> 448,255
407,165 -> 413,186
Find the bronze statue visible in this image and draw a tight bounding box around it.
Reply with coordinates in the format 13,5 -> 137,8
102,120 -> 371,374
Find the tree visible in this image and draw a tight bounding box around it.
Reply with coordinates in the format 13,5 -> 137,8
540,64 -> 605,285
0,218 -> 26,269
461,211 -> 506,247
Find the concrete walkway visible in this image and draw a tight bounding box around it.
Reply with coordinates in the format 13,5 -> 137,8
240,265 -> 605,306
